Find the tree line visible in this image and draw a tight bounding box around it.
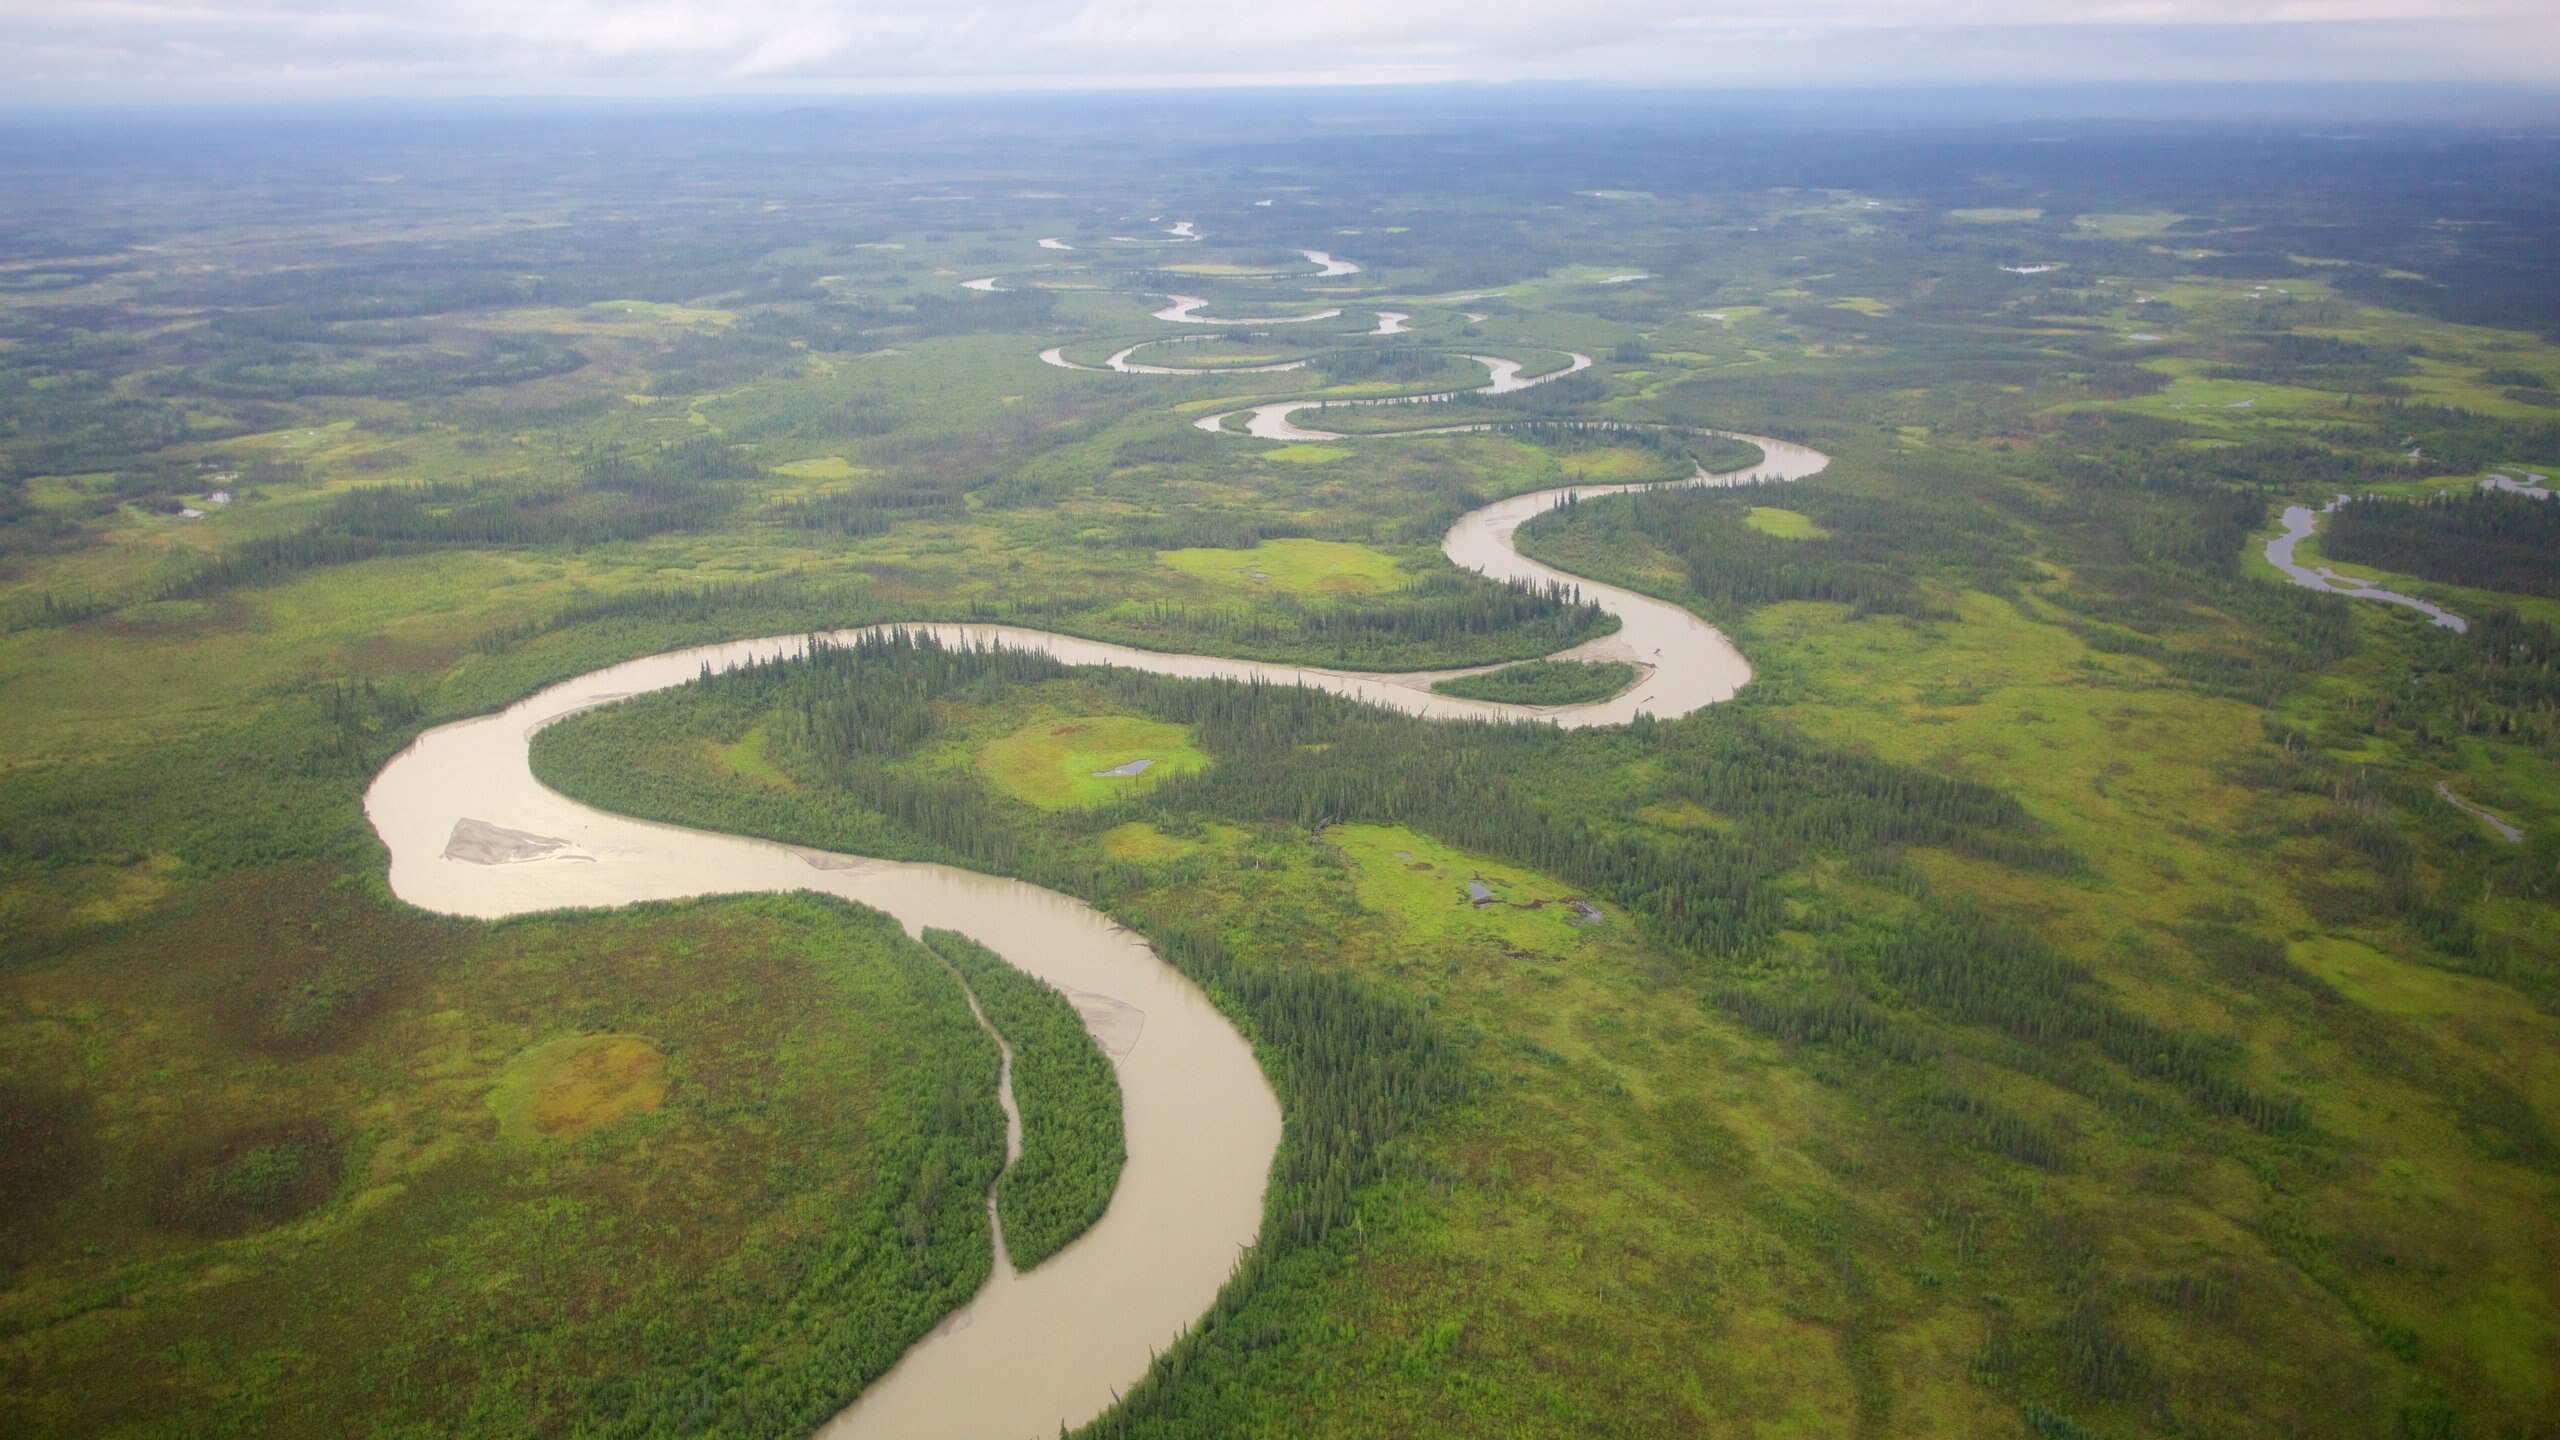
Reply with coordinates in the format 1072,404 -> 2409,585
923,928 -> 1127,1271
531,632 -> 2308,1147
574,905 -> 1010,1438
2324,490 -> 2560,600
157,438 -> 757,599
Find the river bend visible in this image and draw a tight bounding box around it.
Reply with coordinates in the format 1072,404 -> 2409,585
2265,499 -> 2467,632
368,410 -> 1826,1434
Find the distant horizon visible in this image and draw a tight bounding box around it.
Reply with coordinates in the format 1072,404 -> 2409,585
8,1 -> 2560,109
8,80 -> 2560,128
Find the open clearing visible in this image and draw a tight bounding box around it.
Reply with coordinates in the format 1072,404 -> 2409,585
976,715 -> 1211,808
1156,537 -> 1411,594
1744,506 -> 1829,538
489,1032 -> 670,1142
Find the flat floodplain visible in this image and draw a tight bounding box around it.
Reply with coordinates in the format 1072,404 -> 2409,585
3,100 -> 2559,1440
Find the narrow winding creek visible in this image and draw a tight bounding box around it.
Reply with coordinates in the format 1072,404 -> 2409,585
2265,499 -> 2468,632
1195,350 -> 1596,440
367,321 -> 1827,1434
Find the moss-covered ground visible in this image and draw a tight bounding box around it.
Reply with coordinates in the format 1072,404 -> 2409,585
976,713 -> 1211,809
0,882 -> 1003,1438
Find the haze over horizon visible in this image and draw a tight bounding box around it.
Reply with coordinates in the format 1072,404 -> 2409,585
7,0 -> 2560,107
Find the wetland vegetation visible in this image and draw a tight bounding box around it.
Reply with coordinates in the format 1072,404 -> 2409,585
3,95 -> 2558,1438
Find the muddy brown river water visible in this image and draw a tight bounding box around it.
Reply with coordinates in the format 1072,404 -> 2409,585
367,362 -> 1827,1436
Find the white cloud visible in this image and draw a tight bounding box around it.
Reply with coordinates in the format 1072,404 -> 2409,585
1,0 -> 2553,101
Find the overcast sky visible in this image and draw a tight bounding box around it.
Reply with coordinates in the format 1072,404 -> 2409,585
6,1 -> 2557,105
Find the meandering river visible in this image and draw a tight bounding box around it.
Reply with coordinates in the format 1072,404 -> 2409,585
1196,351 -> 1595,440
2265,499 -> 2467,632
367,357 -> 1827,1434
1152,294 -> 1343,325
